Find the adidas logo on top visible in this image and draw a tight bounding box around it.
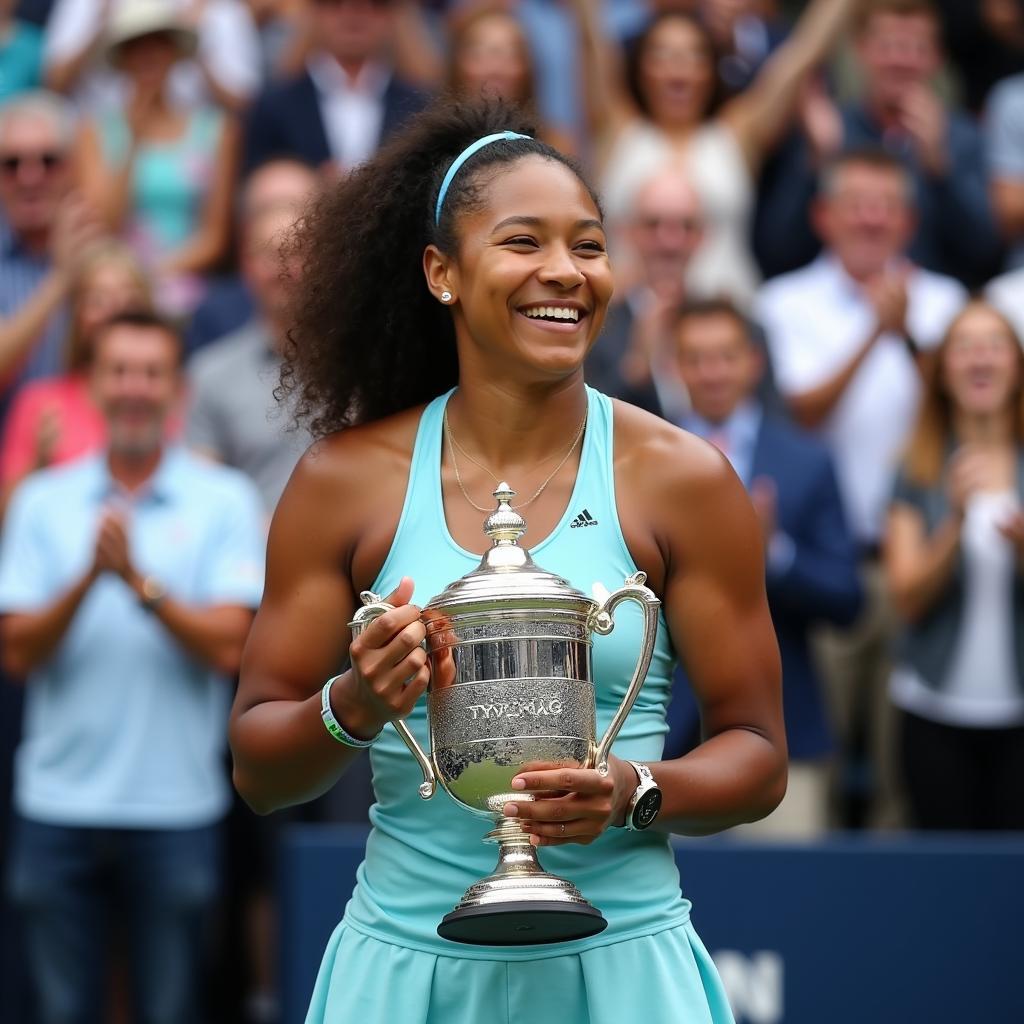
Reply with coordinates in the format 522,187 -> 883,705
570,509 -> 599,528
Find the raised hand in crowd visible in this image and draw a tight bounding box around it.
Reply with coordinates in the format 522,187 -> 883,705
774,263 -> 914,433
896,81 -> 949,178
567,0 -> 860,307
997,510 -> 1024,565
864,265 -> 910,339
884,441 -> 1000,623
47,0 -> 260,114
570,0 -> 861,175
50,192 -> 106,278
44,0 -> 116,97
92,505 -> 135,582
797,75 -> 844,167
947,444 -> 1017,520
620,276 -> 686,391
0,191 -> 105,383
0,497 -> 140,680
748,475 -> 779,555
760,0 -> 1000,285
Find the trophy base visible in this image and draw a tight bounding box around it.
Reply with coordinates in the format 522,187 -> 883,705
436,815 -> 609,946
438,900 -> 607,946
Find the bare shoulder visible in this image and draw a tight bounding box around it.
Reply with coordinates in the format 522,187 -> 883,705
611,400 -> 760,588
287,406 -> 423,501
269,406 -> 425,585
612,400 -> 741,507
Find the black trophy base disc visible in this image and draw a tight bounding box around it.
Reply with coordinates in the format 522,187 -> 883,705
437,900 -> 608,946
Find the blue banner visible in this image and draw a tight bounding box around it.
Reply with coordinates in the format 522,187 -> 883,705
280,827 -> 1024,1024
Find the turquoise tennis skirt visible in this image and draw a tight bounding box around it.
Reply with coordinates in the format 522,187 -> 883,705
305,919 -> 735,1024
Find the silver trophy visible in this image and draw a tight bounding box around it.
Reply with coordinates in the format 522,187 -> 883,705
349,484 -> 660,945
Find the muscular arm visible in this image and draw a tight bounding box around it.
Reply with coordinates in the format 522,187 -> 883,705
229,447 -> 366,814
507,418 -> 786,847
646,438 -> 786,835
229,427 -> 427,815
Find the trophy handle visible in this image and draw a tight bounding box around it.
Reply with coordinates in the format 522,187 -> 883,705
588,572 -> 662,776
349,591 -> 437,799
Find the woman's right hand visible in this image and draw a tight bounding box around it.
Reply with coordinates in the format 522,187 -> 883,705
947,445 -> 1016,519
49,194 -> 104,278
948,447 -> 981,520
339,576 -> 430,738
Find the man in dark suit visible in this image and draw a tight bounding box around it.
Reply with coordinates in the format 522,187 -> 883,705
243,0 -> 428,175
668,297 -> 863,837
753,0 -> 999,286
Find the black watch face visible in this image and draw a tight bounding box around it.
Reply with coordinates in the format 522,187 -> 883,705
632,788 -> 663,829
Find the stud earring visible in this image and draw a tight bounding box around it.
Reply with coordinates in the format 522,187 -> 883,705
441,291 -> 453,303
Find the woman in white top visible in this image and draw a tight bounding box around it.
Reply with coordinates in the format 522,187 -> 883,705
886,300 -> 1024,830
568,0 -> 859,306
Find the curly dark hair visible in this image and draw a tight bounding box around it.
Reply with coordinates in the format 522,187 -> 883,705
282,97 -> 602,437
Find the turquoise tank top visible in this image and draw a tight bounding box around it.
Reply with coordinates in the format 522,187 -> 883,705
343,387 -> 691,960
98,108 -> 222,255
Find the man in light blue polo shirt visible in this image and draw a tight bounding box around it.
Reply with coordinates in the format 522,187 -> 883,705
0,310 -> 265,1024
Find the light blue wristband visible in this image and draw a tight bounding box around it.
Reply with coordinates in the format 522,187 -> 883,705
320,677 -> 380,748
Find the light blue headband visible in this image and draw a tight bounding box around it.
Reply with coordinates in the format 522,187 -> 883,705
434,131 -> 532,226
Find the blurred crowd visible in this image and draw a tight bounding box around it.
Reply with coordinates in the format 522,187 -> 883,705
0,0 -> 1022,1021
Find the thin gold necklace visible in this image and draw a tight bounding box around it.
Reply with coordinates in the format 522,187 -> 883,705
443,403 -> 588,513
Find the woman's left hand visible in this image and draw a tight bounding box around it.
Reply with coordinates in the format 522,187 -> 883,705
998,511 -> 1024,567
502,756 -> 638,847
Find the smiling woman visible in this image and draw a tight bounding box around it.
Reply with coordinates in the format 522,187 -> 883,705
885,300 -> 1024,831
229,99 -> 785,1024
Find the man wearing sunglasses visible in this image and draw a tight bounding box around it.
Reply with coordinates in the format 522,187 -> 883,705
0,91 -> 103,421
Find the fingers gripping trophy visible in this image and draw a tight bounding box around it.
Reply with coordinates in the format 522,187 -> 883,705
350,483 -> 661,946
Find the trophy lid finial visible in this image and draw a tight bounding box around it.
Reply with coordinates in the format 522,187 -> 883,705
423,483 -> 592,607
483,482 -> 526,547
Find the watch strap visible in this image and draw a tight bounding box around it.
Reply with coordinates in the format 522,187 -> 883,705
624,760 -> 661,831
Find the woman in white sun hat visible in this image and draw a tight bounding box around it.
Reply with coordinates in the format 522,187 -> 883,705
75,0 -> 239,317
44,0 -> 260,114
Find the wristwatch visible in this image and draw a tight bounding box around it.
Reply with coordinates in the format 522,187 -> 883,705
139,575 -> 168,613
623,761 -> 663,831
